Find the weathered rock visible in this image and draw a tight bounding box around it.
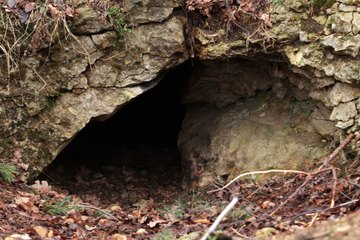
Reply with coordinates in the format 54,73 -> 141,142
338,0 -> 360,7
267,210 -> 360,240
179,94 -> 328,187
353,13 -> 360,34
331,12 -> 353,33
182,59 -> 272,107
310,103 -> 336,137
321,34 -> 360,57
72,6 -> 112,34
330,101 -> 357,122
310,83 -> 360,107
0,0 -> 187,175
1,0 -> 360,183
125,0 -> 179,26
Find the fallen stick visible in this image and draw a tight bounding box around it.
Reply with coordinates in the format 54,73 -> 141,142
200,197 -> 239,240
322,133 -> 360,167
269,176 -> 311,216
230,227 -> 252,239
207,169 -> 309,194
75,203 -> 119,222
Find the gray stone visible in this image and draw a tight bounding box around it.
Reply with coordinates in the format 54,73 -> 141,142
182,59 -> 272,107
337,0 -> 360,6
311,83 -> 360,107
321,34 -> 360,57
91,32 -> 117,49
125,0 -> 179,26
328,83 -> 360,105
338,3 -> 357,12
336,119 -> 355,129
353,13 -> 360,34
72,6 -> 112,34
179,94 -> 328,187
87,61 -> 118,88
331,12 -> 353,33
330,102 -> 357,122
310,103 -> 336,137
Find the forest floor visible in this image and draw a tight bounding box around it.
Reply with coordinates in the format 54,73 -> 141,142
1,144 -> 360,240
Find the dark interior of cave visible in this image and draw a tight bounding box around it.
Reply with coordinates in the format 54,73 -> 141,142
38,62 -> 191,203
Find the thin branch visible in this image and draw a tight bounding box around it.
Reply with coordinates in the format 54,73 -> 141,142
323,133 -> 359,166
330,167 -> 338,208
269,176 -> 311,216
207,169 -> 309,194
74,204 -> 119,222
200,197 -> 238,240
230,227 -> 252,239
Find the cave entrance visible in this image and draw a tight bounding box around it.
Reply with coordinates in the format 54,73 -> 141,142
39,62 -> 191,204
38,56 -> 331,204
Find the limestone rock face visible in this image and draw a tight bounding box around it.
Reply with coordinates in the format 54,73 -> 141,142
1,0 -> 360,183
191,0 -> 360,134
0,0 -> 187,175
178,94 -> 328,187
182,59 -> 272,107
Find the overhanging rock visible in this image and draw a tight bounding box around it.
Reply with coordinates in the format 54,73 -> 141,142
0,0 -> 360,182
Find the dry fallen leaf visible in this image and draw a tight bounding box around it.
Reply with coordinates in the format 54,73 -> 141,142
47,3 -> 61,17
110,205 -> 122,211
262,200 -> 275,209
192,218 -> 210,224
30,180 -> 52,193
85,224 -> 96,231
147,219 -> 166,228
5,234 -> 32,240
136,228 -> 148,235
24,2 -> 35,12
255,227 -> 277,238
14,196 -> 30,205
32,226 -> 48,238
111,234 -> 127,240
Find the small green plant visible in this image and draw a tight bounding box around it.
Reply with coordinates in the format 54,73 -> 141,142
161,198 -> 187,219
106,6 -> 131,38
153,229 -> 175,240
272,0 -> 281,6
209,231 -> 223,240
228,206 -> 253,220
0,162 -> 18,183
46,197 -> 79,216
45,95 -> 58,109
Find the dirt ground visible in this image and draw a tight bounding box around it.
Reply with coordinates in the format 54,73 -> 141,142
1,143 -> 359,240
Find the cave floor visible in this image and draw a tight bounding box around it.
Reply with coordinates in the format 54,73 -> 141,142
1,146 -> 360,239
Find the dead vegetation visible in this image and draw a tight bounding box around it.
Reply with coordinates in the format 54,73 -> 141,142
0,133 -> 359,239
0,0 -> 77,81
186,0 -> 276,52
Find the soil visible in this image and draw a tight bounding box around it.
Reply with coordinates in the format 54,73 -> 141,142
1,144 -> 359,239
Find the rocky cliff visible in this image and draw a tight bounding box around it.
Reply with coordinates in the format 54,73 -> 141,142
0,0 -> 359,183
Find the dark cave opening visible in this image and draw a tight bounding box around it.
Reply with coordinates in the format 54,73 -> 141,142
39,62 -> 191,203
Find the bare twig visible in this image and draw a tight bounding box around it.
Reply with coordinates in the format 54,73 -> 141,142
269,176 -> 311,216
75,203 -> 119,222
200,197 -> 238,240
230,227 -> 252,239
207,169 -> 309,194
323,133 -> 358,167
330,167 -> 338,208
307,213 -> 319,227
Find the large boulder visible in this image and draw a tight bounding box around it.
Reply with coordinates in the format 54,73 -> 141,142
178,93 -> 329,187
